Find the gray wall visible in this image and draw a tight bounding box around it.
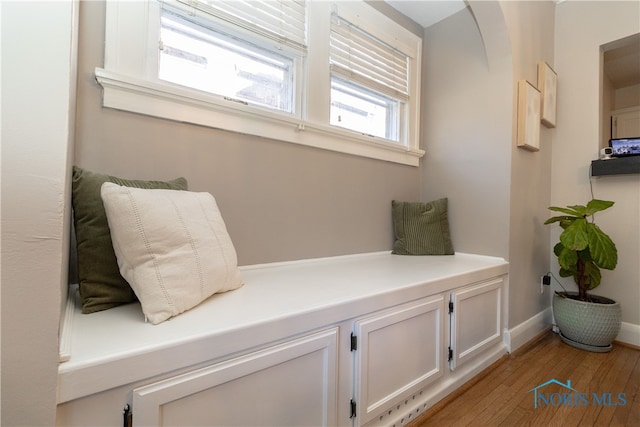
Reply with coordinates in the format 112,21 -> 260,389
421,1 -> 556,331
503,1 -> 555,330
75,1 -> 421,266
421,4 -> 512,260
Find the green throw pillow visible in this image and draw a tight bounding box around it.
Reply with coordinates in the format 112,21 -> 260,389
391,198 -> 454,255
71,166 -> 188,313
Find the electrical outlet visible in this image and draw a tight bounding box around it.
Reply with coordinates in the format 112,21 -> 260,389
540,275 -> 551,294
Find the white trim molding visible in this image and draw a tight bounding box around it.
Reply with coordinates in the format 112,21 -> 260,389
97,0 -> 425,166
505,308 -> 553,353
506,309 -> 640,351
95,69 -> 425,166
616,322 -> 640,348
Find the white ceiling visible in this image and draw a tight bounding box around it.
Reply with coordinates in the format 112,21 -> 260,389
385,0 -> 467,28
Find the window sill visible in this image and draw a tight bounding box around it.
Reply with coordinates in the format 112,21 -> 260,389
95,69 -> 424,166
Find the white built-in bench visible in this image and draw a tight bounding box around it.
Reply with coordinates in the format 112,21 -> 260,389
57,251 -> 508,427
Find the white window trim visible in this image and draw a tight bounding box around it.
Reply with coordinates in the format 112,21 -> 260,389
97,0 -> 424,166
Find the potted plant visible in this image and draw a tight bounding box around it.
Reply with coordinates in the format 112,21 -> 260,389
545,199 -> 621,352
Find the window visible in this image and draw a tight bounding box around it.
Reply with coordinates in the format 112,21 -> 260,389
159,9 -> 296,113
96,0 -> 424,165
330,77 -> 399,140
329,13 -> 409,141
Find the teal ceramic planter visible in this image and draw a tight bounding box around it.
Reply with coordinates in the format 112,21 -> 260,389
553,292 -> 621,352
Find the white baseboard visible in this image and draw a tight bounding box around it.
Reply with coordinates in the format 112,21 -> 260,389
506,309 -> 639,350
506,308 -> 553,353
616,322 -> 640,347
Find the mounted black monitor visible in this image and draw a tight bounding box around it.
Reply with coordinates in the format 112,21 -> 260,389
609,137 -> 640,157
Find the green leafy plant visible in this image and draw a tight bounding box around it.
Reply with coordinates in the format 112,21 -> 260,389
545,199 -> 618,302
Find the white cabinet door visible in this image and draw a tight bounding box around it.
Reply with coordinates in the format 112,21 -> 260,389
132,328 -> 338,427
612,107 -> 640,138
353,296 -> 445,425
449,278 -> 503,370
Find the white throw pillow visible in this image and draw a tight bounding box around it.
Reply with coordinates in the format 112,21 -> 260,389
100,182 -> 244,324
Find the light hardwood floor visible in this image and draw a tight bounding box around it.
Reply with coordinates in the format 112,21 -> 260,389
409,331 -> 640,426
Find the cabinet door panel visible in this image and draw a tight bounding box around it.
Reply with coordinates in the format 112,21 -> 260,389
450,278 -> 503,370
354,296 -> 445,425
612,107 -> 640,138
132,328 -> 338,426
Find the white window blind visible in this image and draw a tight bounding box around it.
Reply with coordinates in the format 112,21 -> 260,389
330,14 -> 409,101
177,0 -> 307,52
